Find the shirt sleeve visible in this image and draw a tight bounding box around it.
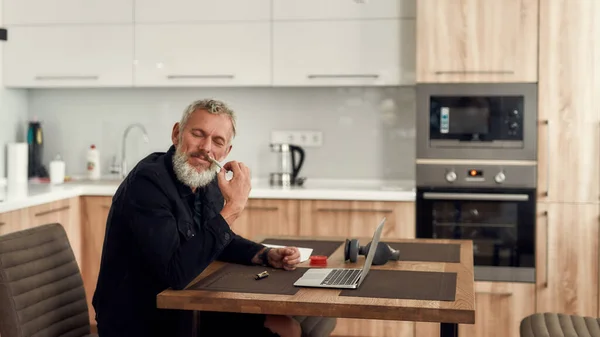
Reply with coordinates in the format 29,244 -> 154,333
217,233 -> 265,265
126,175 -> 234,290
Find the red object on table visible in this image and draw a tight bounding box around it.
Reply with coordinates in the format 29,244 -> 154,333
309,255 -> 328,266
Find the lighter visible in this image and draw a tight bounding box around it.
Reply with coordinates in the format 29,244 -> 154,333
255,271 -> 269,280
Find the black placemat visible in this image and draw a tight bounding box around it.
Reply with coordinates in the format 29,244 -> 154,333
188,264 -> 307,295
260,239 -> 343,257
340,270 -> 457,301
385,242 -> 461,263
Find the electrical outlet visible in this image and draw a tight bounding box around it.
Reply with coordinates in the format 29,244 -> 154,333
271,130 -> 323,147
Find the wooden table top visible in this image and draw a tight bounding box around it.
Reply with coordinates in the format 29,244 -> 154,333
157,236 -> 475,325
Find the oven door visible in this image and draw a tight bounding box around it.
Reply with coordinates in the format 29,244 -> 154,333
416,187 -> 536,283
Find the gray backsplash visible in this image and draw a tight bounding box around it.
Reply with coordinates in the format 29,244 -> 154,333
25,86 -> 416,181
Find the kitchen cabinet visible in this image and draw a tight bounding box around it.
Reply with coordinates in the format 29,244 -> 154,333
300,200 -> 415,337
3,0 -> 132,25
273,20 -> 415,86
134,0 -> 270,23
231,199 -> 300,239
536,203 -> 599,317
4,25 -> 134,88
299,200 -> 415,239
134,23 -> 271,87
416,0 -> 538,83
536,0 -> 600,203
27,198 -> 82,267
415,282 -> 535,337
80,196 -> 112,330
0,208 -> 27,236
272,0 -> 414,20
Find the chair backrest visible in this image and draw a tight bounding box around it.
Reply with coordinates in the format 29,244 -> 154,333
0,223 -> 91,337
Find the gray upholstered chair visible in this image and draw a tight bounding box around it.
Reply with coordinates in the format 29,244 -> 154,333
293,315 -> 337,337
0,223 -> 96,337
520,312 -> 600,337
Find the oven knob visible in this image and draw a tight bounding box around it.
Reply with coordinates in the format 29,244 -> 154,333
445,171 -> 457,182
495,172 -> 506,183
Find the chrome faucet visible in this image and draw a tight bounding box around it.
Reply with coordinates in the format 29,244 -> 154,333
120,123 -> 149,178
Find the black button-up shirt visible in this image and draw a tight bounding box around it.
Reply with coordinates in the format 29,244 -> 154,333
92,145 -> 265,337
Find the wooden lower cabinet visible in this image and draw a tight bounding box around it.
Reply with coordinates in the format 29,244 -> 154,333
231,199 -> 300,238
536,202 -> 600,316
80,196 -> 113,329
27,198 -> 82,267
0,207 -> 26,236
415,282 -> 536,337
299,200 -> 415,239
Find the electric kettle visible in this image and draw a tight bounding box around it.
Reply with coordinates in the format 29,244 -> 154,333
269,143 -> 306,187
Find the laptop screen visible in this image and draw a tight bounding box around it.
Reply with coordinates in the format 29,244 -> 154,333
357,217 -> 386,287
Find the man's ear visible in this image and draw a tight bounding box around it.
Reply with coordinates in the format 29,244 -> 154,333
171,123 -> 180,146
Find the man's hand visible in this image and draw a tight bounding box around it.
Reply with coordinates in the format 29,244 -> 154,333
267,247 -> 301,271
218,161 -> 251,224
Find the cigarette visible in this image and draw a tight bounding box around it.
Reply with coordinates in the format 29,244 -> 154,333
255,271 -> 269,280
207,157 -> 223,170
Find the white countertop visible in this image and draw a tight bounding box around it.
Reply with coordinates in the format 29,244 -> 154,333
0,177 -> 415,213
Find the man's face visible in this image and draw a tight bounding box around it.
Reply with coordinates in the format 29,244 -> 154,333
171,109 -> 233,187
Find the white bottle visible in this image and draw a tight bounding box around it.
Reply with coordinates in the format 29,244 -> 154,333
87,144 -> 101,180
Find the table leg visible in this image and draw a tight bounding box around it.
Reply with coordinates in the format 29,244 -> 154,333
440,323 -> 458,337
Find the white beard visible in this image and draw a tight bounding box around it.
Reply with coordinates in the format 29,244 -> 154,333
172,147 -> 218,188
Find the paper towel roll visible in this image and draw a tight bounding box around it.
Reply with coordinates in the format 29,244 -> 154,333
7,143 -> 28,184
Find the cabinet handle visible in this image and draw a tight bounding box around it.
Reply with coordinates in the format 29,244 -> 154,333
35,205 -> 70,217
0,222 -> 5,226
316,208 -> 393,213
101,205 -> 111,210
166,74 -> 234,80
542,210 -> 549,288
475,291 -> 513,296
246,206 -> 278,211
307,74 -> 379,79
434,70 -> 514,75
543,120 -> 551,197
35,75 -> 99,80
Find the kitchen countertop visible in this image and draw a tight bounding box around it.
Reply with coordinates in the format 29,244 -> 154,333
0,178 -> 416,213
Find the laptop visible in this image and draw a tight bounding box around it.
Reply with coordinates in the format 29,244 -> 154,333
293,217 -> 386,289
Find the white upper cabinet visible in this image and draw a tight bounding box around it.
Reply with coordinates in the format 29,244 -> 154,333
135,0 -> 270,23
4,26 -> 134,87
273,20 -> 415,86
3,0 -> 133,25
134,23 -> 271,87
273,0 -> 414,20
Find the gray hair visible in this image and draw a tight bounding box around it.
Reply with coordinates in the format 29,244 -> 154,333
179,99 -> 237,142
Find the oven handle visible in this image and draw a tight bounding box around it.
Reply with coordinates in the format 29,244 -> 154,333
422,192 -> 529,201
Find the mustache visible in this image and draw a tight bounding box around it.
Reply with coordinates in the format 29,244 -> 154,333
188,152 -> 207,159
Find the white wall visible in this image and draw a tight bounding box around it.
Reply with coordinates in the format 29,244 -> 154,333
0,0 -> 29,179
27,86 -> 416,181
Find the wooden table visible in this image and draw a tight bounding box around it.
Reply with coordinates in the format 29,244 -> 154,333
157,236 -> 475,337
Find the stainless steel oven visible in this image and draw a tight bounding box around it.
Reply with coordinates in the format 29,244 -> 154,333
416,163 -> 536,283
416,83 -> 538,161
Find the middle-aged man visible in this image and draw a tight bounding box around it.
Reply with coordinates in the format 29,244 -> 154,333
92,99 -> 302,337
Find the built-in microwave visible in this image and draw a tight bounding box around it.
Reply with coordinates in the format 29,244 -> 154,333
416,83 -> 538,161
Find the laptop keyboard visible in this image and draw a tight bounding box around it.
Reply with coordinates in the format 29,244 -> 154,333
321,269 -> 362,286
